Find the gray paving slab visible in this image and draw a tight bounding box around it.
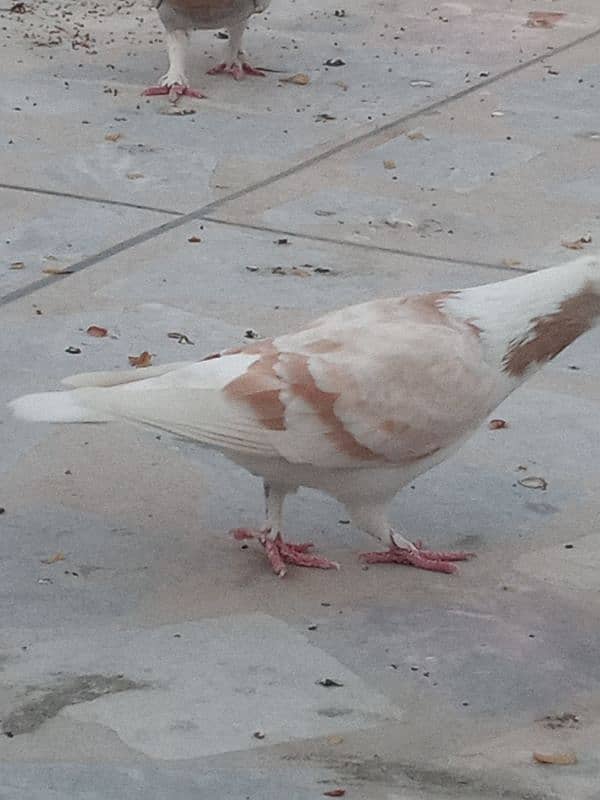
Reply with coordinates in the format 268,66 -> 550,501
212,32 -> 600,268
2,1 -> 599,212
3,2 -> 600,799
1,615 -> 399,759
0,188 -> 171,301
1,227 -> 599,796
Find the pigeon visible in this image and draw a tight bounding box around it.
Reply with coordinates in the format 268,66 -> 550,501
10,255 -> 600,578
144,0 -> 272,98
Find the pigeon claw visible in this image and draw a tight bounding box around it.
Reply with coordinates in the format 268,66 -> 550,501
142,84 -> 205,99
207,62 -> 266,80
360,541 -> 475,574
231,528 -> 339,577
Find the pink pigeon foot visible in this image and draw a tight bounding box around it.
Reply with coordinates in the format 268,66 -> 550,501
142,84 -> 205,99
360,540 -> 475,574
232,528 -> 339,577
207,62 -> 266,80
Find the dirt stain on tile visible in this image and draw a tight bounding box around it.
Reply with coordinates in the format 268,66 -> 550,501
2,673 -> 150,736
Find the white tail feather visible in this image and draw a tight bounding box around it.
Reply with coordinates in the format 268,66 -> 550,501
9,391 -> 111,423
62,361 -> 193,388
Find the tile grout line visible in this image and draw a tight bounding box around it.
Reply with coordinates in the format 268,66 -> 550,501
0,183 -> 184,216
5,26 -> 600,222
2,24 -> 599,308
201,216 -> 531,274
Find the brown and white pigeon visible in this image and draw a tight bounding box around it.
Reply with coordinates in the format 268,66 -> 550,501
10,255 -> 600,577
144,0 -> 272,98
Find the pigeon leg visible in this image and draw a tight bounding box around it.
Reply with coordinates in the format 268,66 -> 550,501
231,482 -> 339,577
360,527 -> 475,574
208,20 -> 266,80
144,29 -> 205,98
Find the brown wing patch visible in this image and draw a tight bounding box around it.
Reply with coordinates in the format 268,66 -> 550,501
409,291 -> 461,323
304,339 -> 343,354
503,284 -> 600,376
379,419 -> 410,435
282,354 -> 380,461
224,341 -> 286,431
373,292 -> 464,326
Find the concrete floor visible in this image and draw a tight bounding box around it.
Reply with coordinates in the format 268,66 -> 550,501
2,1 -> 600,798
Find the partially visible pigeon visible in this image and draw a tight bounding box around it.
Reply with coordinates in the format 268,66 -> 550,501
144,0 -> 272,98
10,256 -> 600,578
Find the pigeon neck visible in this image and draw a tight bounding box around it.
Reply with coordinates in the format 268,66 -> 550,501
445,256 -> 600,389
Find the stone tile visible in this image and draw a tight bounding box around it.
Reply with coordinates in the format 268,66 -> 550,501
3,1 -> 599,210
212,35 -> 600,267
2,615 -> 400,759
0,188 -> 171,301
0,762 -> 335,800
3,2 -> 600,798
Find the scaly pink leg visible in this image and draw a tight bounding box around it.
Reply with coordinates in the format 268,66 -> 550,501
360,540 -> 475,574
232,528 -> 339,578
142,84 -> 205,99
207,62 -> 266,80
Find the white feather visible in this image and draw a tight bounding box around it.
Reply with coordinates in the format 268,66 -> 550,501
9,390 -> 112,424
62,362 -> 193,388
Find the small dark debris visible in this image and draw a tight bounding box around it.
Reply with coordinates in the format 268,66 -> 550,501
489,418 -> 508,430
318,678 -> 344,688
540,712 -> 580,729
65,346 -> 81,354
275,238 -> 289,245
308,624 -> 318,631
253,730 -> 266,739
0,508 -> 5,515
244,329 -> 260,339
168,332 -> 194,345
325,58 -> 346,67
564,543 -> 574,549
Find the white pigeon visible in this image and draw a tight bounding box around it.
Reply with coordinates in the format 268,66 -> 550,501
144,0 -> 272,98
10,255 -> 600,577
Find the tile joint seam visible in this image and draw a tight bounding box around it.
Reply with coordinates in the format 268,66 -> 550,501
2,24 -> 599,307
